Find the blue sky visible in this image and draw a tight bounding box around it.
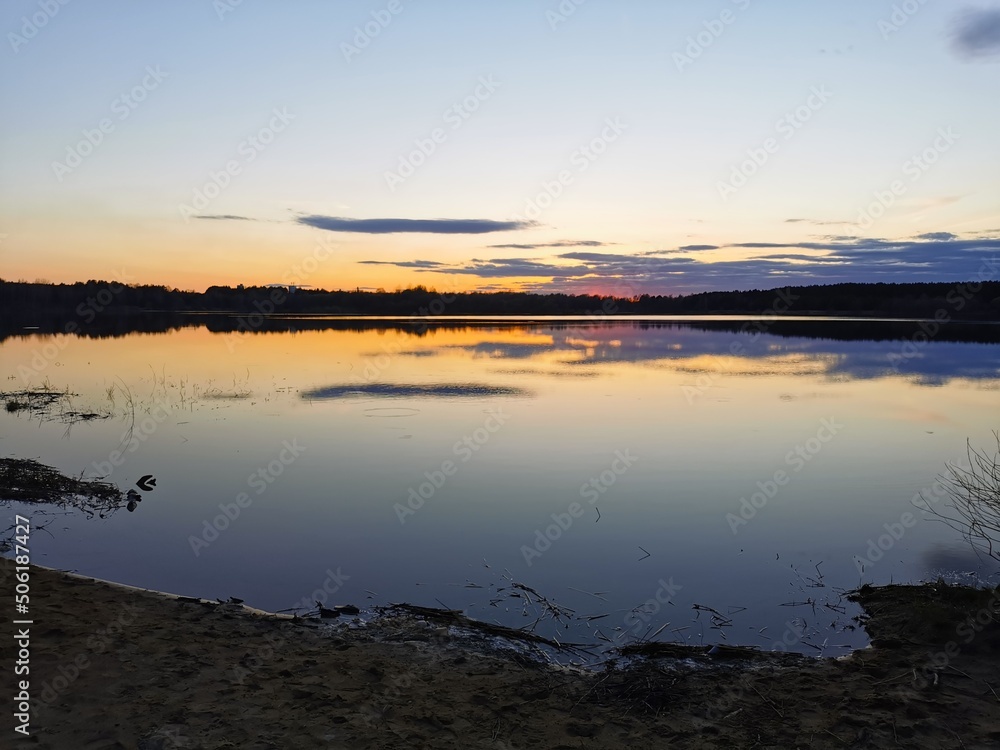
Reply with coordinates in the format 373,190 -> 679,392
2,0 -> 998,293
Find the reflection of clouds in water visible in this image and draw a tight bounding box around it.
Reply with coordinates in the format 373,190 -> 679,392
651,352 -> 839,377
467,342 -> 553,359
395,342 -> 552,360
302,383 -> 530,400
416,323 -> 1000,387
491,367 -> 599,378
362,407 -> 421,417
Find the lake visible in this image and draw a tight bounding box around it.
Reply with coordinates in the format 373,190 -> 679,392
3,315 -> 999,661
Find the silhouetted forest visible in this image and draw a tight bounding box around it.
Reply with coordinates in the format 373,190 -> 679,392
2,278 -> 998,324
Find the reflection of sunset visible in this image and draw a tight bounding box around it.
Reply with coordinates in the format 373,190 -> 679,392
668,353 -> 837,377
9,322 -> 998,398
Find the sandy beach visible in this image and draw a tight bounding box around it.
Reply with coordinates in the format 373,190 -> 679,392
1,558 -> 998,749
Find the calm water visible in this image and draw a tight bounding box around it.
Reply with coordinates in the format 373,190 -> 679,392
3,316 -> 999,660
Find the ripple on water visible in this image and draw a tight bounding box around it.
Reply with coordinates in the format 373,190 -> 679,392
363,407 -> 422,418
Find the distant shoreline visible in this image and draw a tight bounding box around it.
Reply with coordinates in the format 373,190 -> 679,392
3,279 -> 999,323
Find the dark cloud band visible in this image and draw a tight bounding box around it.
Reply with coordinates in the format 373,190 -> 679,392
356,236 -> 1000,293
297,216 -> 535,234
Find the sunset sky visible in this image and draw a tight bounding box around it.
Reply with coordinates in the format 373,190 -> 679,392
2,0 -> 999,295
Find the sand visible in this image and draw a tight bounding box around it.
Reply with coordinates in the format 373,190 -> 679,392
2,558 -> 999,749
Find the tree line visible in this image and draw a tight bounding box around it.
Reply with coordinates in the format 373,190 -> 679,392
2,278 -> 998,320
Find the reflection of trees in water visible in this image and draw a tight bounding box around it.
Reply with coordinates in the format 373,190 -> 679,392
2,313 -> 999,387
4,312 -> 1000,345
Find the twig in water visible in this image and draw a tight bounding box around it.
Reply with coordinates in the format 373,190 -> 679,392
647,622 -> 670,642
567,586 -> 609,602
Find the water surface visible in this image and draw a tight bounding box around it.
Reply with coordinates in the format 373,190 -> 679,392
3,316 -> 999,659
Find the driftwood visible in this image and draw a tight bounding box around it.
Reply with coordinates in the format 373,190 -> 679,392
0,457 -> 124,510
0,457 -> 128,552
379,602 -> 592,652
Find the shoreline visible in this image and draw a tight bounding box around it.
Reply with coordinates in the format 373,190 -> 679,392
15,561 -> 859,666
3,558 -> 999,748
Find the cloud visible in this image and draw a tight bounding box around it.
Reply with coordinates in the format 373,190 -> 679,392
952,7 -> 1000,58
784,218 -> 845,226
639,246 -> 717,256
916,232 -> 958,241
487,240 -> 614,250
296,215 -> 535,234
408,235 -> 1000,293
195,214 -> 255,221
355,256 -> 593,278
358,260 -> 445,268
443,257 -> 593,278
